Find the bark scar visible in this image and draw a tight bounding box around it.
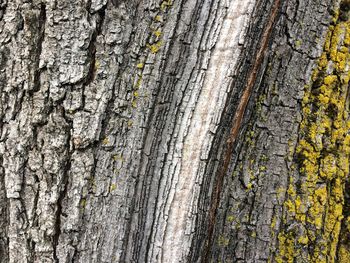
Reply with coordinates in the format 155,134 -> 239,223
204,0 -> 281,261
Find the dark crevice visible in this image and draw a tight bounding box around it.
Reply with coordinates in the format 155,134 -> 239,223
120,0 -> 188,260
336,177 -> 350,259
30,3 -> 47,95
83,7 -> 106,88
0,0 -> 8,21
0,152 -> 9,262
52,107 -> 73,263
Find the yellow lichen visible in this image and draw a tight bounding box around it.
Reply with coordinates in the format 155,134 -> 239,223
154,30 -> 162,38
147,41 -> 163,54
102,137 -> 109,145
80,198 -> 87,210
160,0 -> 172,11
135,76 -> 142,88
113,154 -> 123,161
136,62 -> 144,69
155,15 -> 162,22
338,245 -> 350,262
276,233 -> 295,263
276,5 -> 350,262
130,0 -> 174,113
110,184 -> 117,191
271,216 -> 277,229
259,166 -> 267,172
251,231 -> 257,238
246,182 -> 253,190
227,215 -> 235,223
94,60 -> 100,71
298,235 -> 309,245
217,235 -> 230,247
131,100 -> 137,108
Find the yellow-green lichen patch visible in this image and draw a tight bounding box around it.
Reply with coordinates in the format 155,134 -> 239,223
129,0 -> 174,112
80,198 -> 87,212
271,216 -> 277,230
130,75 -> 142,109
161,0 -> 172,11
102,137 -> 109,145
110,183 -> 117,192
131,99 -> 137,108
94,60 -> 100,71
246,182 -> 253,191
251,231 -> 257,238
276,232 -> 296,263
155,15 -> 162,22
112,154 -> 123,162
295,39 -> 302,49
136,62 -> 144,69
227,215 -> 235,223
153,30 -> 162,38
276,5 -> 350,263
147,41 -> 163,54
217,235 -> 230,247
135,75 -> 142,89
339,245 -> 350,262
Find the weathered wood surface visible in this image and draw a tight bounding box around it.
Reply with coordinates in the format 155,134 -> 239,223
0,0 -> 349,262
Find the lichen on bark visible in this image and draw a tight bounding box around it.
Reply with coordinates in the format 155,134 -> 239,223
277,2 -> 350,262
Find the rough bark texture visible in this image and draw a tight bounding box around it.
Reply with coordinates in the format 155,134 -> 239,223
0,0 -> 349,262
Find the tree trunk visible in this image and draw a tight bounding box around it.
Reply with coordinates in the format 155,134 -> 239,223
1,0 -> 350,262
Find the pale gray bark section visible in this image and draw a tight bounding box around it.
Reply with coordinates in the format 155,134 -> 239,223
0,0 -> 341,262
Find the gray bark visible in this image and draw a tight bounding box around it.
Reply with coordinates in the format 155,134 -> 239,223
0,0 -> 349,262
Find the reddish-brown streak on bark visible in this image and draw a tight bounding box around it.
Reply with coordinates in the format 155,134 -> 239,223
203,0 -> 281,261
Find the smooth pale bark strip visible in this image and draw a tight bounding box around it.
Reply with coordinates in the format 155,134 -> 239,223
160,1 -> 256,261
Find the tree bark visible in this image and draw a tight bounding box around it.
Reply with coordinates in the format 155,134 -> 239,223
0,0 -> 349,262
